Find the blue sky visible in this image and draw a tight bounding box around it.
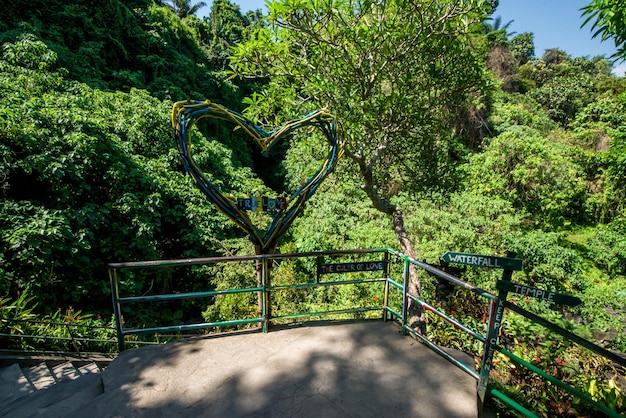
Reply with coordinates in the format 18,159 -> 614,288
202,0 -> 625,76
496,0 -> 625,75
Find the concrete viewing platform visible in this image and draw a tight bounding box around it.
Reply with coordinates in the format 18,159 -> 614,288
3,320 -> 479,417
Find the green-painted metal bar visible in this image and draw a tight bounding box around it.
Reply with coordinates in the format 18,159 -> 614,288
505,300 -> 626,367
0,333 -> 116,344
271,306 -> 381,321
401,257 -> 409,335
109,267 -> 125,351
123,318 -> 262,336
108,248 -> 388,269
385,307 -> 402,320
387,278 -> 403,290
498,346 -> 623,418
270,278 -> 385,291
261,258 -> 272,332
383,250 -> 391,321
488,387 -> 539,418
401,323 -> 479,379
118,287 -> 263,304
109,254 -> 258,269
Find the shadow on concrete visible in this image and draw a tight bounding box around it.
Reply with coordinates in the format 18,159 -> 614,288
68,320 -> 477,417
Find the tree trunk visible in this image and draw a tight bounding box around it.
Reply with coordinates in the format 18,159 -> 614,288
392,208 -> 427,335
353,154 -> 427,335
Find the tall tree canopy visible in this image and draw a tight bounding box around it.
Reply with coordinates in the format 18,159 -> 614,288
230,0 -> 492,332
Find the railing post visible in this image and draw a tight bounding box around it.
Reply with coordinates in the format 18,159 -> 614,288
65,323 -> 81,355
262,255 -> 272,333
382,250 -> 390,321
401,257 -> 409,335
109,267 -> 125,351
477,251 -> 515,413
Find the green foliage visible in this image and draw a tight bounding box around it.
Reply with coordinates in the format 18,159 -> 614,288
504,231 -> 584,292
0,40 -> 257,312
0,292 -> 37,338
530,71 -> 595,127
291,170 -> 396,252
201,259 -> 258,326
200,0 -> 255,70
569,92 -> 626,221
464,127 -> 588,227
403,192 -> 520,264
1,292 -> 117,353
587,218 -> 626,275
581,0 -> 626,61
1,33 -> 58,70
488,92 -> 558,135
509,33 -> 534,65
0,0 -> 244,102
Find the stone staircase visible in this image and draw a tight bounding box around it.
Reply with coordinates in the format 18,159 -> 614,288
0,358 -> 111,417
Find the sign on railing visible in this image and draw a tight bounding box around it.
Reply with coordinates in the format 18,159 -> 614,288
443,251 -> 524,404
495,280 -> 582,306
317,260 -> 387,275
442,251 -> 523,271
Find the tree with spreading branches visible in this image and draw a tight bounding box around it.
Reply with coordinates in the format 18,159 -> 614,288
230,0 -> 492,334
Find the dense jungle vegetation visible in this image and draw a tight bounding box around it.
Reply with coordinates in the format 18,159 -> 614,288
1,0 -> 625,415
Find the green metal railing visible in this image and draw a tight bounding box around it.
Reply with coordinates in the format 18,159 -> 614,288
0,318 -> 119,359
108,249 -> 390,348
108,248 -> 625,417
392,252 -> 625,418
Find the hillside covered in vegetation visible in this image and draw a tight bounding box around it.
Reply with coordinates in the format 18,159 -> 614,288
1,1 -> 625,415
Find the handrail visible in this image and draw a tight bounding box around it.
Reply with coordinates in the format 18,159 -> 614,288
105,247 -> 625,417
0,317 -> 120,358
505,300 -> 626,367
389,250 -> 624,418
3,249 -> 618,415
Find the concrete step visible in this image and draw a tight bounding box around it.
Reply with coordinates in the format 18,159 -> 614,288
0,363 -> 34,404
51,361 -> 82,382
0,359 -> 104,413
0,371 -> 104,418
22,363 -> 55,390
77,361 -> 100,375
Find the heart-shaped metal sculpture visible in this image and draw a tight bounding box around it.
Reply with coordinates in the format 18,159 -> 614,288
172,100 -> 344,253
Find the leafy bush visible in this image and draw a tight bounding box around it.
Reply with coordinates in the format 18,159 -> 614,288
587,218 -> 626,275
464,127 -> 588,227
403,192 -> 521,264
504,230 -> 584,292
489,92 -> 557,135
0,38 -> 257,313
1,292 -> 117,353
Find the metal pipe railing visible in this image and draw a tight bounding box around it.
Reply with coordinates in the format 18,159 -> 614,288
498,346 -> 622,418
104,248 -> 623,418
